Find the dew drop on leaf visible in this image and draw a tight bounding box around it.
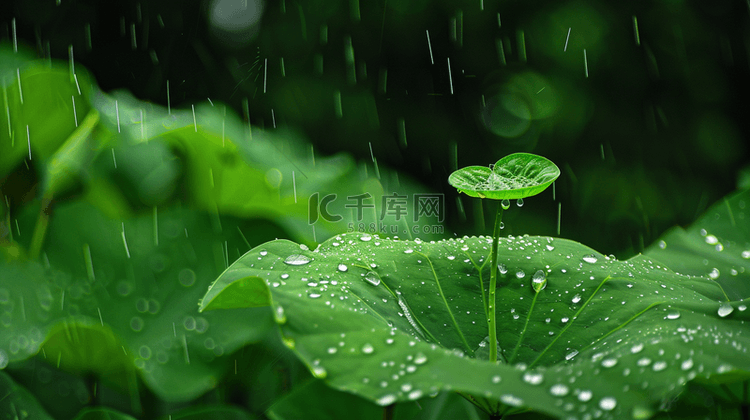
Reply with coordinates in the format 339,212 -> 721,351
709,268 -> 720,279
549,383 -> 569,396
327,347 -> 337,354
601,358 -> 618,368
515,270 -> 526,279
338,263 -> 348,272
681,359 -> 694,370
571,294 -> 582,304
408,389 -> 423,400
362,343 -> 374,354
404,249 -> 414,254
599,396 -> 617,411
522,371 -> 544,385
546,244 -> 555,251
360,234 -> 373,241
364,271 -> 381,286
491,375 -> 502,383
500,394 -> 523,406
376,394 -> 397,406
652,361 -> 667,371
259,250 -> 268,256
501,199 -> 511,210
565,350 -> 579,360
577,390 -> 593,402
742,250 -> 750,259
414,353 -> 428,365
498,263 -> 507,274
284,254 -> 311,265
666,311 -> 680,320
531,270 -> 547,292
630,343 -> 644,353
718,302 -> 734,317
582,254 -> 598,263
516,198 -> 524,207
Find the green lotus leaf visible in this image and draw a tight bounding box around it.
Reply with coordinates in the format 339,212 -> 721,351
449,153 -> 560,200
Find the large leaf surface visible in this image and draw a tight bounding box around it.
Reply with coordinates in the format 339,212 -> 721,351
201,192 -> 750,419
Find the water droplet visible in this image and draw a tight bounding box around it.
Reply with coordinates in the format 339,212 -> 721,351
571,294 -> 582,304
408,389 -> 423,400
522,372 -> 544,385
582,254 -> 598,264
280,273 -> 290,279
501,199 -> 511,210
447,255 -> 456,260
578,390 -> 593,402
500,394 -> 523,406
0,349 -> 8,369
549,383 -> 569,396
400,383 -> 413,392
139,345 -> 152,359
516,198 -> 524,207
637,357 -> 651,367
327,347 -> 337,354
742,250 -> 750,259
565,350 -> 579,360
364,271 -> 381,286
183,316 -> 196,330
709,268 -> 720,279
284,254 -> 311,265
531,270 -> 547,292
705,235 -> 718,245
740,305 -> 747,312
259,250 -> 268,256
130,316 -> 144,332
515,270 -> 526,279
311,365 -> 327,378
658,240 -> 667,249
338,263 -> 348,272
630,343 -> 644,353
599,396 -> 617,411
178,269 -> 196,287
601,358 -> 618,368
499,221 -> 505,229
498,263 -> 507,274
360,234 -> 372,241
681,359 -> 694,370
414,353 -> 428,365
652,361 -> 667,371
491,375 -> 502,383
404,249 -> 414,254
362,343 -> 374,354
666,311 -> 680,320
308,293 -> 321,299
546,244 -> 555,251
718,302 -> 734,317
376,394 -> 397,406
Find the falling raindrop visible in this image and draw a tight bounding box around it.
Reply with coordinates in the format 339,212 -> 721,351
718,302 -> 734,317
284,254 -> 312,265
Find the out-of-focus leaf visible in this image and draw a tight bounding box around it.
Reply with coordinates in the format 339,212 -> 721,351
160,404 -> 258,420
0,201 -> 274,402
0,371 -> 55,420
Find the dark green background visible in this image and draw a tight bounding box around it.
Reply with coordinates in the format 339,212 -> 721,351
3,0 -> 748,259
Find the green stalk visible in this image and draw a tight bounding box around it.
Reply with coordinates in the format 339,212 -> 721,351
488,202 -> 504,364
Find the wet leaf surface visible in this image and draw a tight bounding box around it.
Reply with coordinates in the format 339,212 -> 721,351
201,191 -> 750,418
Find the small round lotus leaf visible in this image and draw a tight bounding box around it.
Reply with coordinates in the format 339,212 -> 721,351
448,153 -> 560,200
